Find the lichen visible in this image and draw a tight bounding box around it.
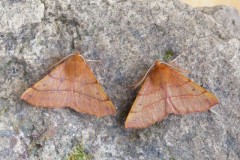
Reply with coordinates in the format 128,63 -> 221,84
163,50 -> 174,62
67,144 -> 93,160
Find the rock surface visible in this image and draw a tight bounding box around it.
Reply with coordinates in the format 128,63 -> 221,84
0,0 -> 239,159
199,5 -> 240,39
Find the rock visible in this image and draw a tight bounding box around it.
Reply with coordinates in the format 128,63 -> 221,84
0,0 -> 44,33
0,0 -> 239,159
198,5 -> 240,39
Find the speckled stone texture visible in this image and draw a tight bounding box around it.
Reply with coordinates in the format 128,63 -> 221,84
0,0 -> 239,159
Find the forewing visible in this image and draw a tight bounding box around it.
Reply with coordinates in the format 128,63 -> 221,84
21,56 -> 116,117
71,61 -> 116,117
125,76 -> 168,129
165,69 -> 219,114
21,62 -> 72,108
125,63 -> 218,129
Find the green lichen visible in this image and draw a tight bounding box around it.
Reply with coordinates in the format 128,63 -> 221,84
163,50 -> 174,62
67,144 -> 93,160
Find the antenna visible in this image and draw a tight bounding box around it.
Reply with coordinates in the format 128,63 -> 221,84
131,62 -> 156,88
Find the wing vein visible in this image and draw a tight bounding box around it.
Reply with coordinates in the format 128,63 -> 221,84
31,87 -> 109,102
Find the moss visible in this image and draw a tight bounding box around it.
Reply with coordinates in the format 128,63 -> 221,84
163,50 -> 174,62
67,144 -> 93,160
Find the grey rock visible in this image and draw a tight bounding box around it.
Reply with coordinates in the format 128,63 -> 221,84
0,0 -> 44,33
199,6 -> 240,39
0,0 -> 239,159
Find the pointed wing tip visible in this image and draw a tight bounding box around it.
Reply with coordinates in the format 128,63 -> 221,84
214,96 -> 219,104
125,123 -> 136,129
20,94 -> 25,100
208,92 -> 219,107
125,116 -> 149,129
94,106 -> 116,118
125,122 -> 148,129
209,99 -> 219,110
105,103 -> 117,116
124,124 -> 131,129
107,108 -> 117,116
20,88 -> 36,103
20,91 -> 29,101
213,99 -> 219,107
125,116 -> 136,129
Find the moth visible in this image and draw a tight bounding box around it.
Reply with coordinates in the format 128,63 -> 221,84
21,52 -> 116,117
125,60 -> 219,129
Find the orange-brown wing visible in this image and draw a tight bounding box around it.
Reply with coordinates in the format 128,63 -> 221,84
70,58 -> 116,117
125,75 -> 168,129
164,68 -> 218,115
21,55 -> 116,117
125,64 -> 218,129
